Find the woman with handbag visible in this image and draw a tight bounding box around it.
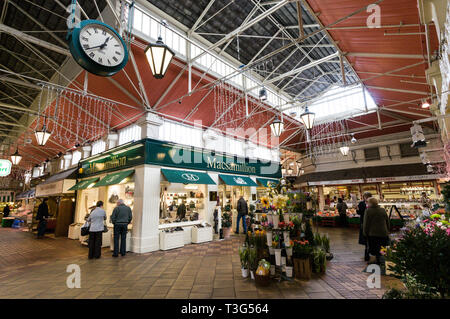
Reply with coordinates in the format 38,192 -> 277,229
87,201 -> 107,259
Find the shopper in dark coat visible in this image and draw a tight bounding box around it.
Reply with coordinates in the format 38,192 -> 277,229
110,199 -> 132,257
357,192 -> 372,260
236,196 -> 248,234
336,198 -> 348,227
36,198 -> 49,239
363,197 -> 390,264
3,205 -> 10,218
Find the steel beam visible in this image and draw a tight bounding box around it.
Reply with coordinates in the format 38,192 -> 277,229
346,52 -> 424,59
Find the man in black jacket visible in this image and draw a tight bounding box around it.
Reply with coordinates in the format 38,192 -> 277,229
36,198 -> 49,239
236,196 -> 248,234
3,205 -> 10,218
357,192 -> 372,261
110,199 -> 132,257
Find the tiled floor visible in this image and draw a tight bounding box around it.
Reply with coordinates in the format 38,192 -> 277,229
0,226 -> 400,299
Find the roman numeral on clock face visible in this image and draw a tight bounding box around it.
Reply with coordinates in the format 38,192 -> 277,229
112,56 -> 118,62
94,28 -> 98,34
81,36 -> 88,42
89,52 -> 95,59
115,51 -> 121,55
102,30 -> 107,36
83,44 -> 89,49
98,57 -> 103,64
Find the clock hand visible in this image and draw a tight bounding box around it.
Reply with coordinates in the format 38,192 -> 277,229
100,36 -> 111,49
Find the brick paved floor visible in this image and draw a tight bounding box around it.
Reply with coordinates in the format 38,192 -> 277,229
0,226 -> 400,299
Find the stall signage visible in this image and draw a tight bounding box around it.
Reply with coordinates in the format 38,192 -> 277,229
181,173 -> 200,182
308,179 -> 364,186
365,174 -> 446,183
80,139 -> 281,178
0,160 -> 12,177
146,139 -> 281,178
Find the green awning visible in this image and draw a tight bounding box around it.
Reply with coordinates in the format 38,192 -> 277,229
93,170 -> 134,187
256,178 -> 279,188
219,174 -> 258,187
161,169 -> 216,185
68,177 -> 100,191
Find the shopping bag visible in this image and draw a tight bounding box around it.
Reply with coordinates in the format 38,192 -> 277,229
81,221 -> 90,236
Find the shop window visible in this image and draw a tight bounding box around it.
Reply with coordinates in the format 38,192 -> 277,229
364,147 -> 380,161
399,142 -> 419,158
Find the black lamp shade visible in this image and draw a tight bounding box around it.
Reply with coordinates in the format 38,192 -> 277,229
145,37 -> 175,79
300,107 -> 315,130
10,148 -> 22,165
259,87 -> 267,101
270,117 -> 284,137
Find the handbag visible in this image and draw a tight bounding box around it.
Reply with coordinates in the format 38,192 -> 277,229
81,221 -> 90,236
103,222 -> 108,233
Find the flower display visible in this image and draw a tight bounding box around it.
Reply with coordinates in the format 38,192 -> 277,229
260,197 -> 270,209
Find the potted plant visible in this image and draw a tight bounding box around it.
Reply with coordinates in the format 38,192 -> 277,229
293,239 -> 313,279
239,245 -> 249,278
247,247 -> 258,280
272,240 -> 281,266
222,211 -> 232,239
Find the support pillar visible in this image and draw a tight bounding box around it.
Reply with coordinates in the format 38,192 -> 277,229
81,145 -> 92,159
63,153 -> 73,170
318,185 -> 324,211
137,112 -> 163,139
104,132 -> 119,150
130,164 -> 161,253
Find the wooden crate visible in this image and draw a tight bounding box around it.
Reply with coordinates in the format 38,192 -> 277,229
320,217 -> 337,227
293,258 -> 311,280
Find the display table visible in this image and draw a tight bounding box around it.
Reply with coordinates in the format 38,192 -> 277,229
160,230 -> 185,250
68,223 -> 82,240
192,226 -> 213,243
158,220 -> 204,229
1,217 -> 15,227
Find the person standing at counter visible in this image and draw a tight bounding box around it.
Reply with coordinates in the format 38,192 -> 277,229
357,192 -> 372,261
111,199 -> 133,257
336,198 -> 348,227
3,204 -> 10,218
363,197 -> 390,265
87,201 -> 106,259
36,198 -> 49,239
236,196 -> 248,234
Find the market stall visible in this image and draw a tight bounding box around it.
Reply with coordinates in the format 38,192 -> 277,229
34,168 -> 77,237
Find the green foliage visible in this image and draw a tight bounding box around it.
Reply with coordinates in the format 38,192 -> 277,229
386,226 -> 450,298
292,240 -> 313,259
382,274 -> 442,299
222,212 -> 232,228
303,218 -> 315,246
247,246 -> 258,271
239,245 -> 249,269
312,248 -> 327,273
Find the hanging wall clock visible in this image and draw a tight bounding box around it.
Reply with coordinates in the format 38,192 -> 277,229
68,20 -> 129,77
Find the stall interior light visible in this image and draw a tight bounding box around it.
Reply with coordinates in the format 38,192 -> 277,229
145,36 -> 175,79
270,116 -> 284,137
10,148 -> 22,165
300,106 -> 315,130
184,184 -> 198,190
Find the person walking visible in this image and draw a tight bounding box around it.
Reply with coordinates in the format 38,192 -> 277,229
236,195 -> 248,234
36,198 -> 49,239
3,204 -> 10,218
87,201 -> 106,259
336,198 -> 348,227
110,199 -> 132,257
357,192 -> 372,261
363,197 -> 390,265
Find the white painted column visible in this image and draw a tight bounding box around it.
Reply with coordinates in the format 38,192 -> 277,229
131,164 -> 161,253
104,132 -> 119,150
318,185 -> 324,211
63,153 -> 73,170
206,172 -> 219,226
203,129 -> 219,150
81,145 -> 92,159
137,112 -> 163,139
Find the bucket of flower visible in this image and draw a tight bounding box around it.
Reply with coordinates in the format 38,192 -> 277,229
293,239 -> 312,280
255,259 -> 271,287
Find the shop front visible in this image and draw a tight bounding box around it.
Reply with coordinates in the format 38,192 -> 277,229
34,168 -> 77,237
74,138 -> 281,253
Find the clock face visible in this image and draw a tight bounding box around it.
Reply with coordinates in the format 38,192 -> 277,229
79,24 -> 125,67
